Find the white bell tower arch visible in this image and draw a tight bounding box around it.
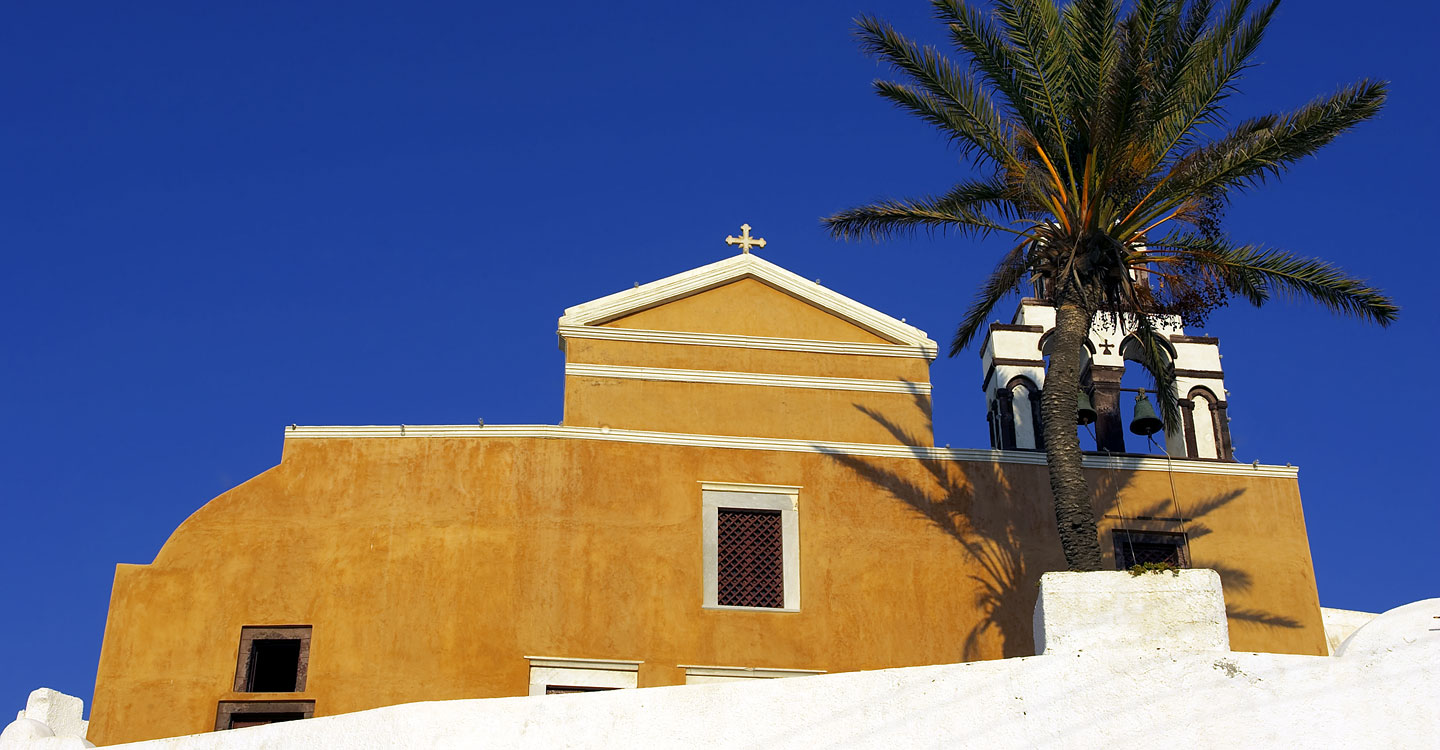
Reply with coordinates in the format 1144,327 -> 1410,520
978,299 -> 1235,460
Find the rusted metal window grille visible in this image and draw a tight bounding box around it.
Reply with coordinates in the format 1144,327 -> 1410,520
717,508 -> 784,608
1113,530 -> 1189,569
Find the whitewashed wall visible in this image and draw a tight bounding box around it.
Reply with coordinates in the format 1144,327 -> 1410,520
1321,607 -> 1379,656
7,576 -> 1435,750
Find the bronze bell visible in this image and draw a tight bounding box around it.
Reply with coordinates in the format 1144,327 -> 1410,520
1077,391 -> 1097,426
1130,389 -> 1164,436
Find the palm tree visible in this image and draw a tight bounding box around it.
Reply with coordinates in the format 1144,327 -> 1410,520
823,0 -> 1397,571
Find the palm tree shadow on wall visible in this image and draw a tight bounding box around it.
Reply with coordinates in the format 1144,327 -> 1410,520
1098,478 -> 1301,631
828,398 -> 1296,661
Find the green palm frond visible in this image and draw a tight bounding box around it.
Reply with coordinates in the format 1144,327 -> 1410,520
1153,0 -> 1213,93
1145,1 -> 1278,170
832,0 -> 1393,353
1060,0 -> 1120,124
933,0 -> 1045,137
1091,0 -> 1166,171
1166,80 -> 1388,199
950,242 -> 1033,355
824,179 -> 1029,242
858,16 -> 1016,165
1212,249 -> 1396,325
1150,233 -> 1398,325
994,0 -> 1078,184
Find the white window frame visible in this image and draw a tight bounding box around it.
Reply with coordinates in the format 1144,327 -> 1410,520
680,665 -> 824,685
700,482 -> 801,612
524,656 -> 641,695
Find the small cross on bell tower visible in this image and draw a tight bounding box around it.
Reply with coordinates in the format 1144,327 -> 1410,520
725,224 -> 766,254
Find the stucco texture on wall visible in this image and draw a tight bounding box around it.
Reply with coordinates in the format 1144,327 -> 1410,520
88,259 -> 1328,744
88,432 -> 1326,745
599,277 -> 895,343
73,596 -> 1438,750
561,279 -> 934,444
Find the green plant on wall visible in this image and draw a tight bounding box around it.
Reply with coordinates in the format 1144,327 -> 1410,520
1128,561 -> 1181,576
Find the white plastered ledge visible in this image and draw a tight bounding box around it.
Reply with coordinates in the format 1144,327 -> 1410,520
284,425 -> 1301,479
524,657 -> 641,696
700,482 -> 801,612
564,363 -> 931,395
557,324 -> 935,360
680,666 -> 825,685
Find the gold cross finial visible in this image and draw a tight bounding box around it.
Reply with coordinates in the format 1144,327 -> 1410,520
725,223 -> 766,254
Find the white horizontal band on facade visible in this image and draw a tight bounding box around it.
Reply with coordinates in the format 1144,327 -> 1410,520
698,481 -> 801,495
679,666 -> 825,679
524,657 -> 641,671
284,424 -> 1301,479
558,324 -> 938,360
564,363 -> 933,395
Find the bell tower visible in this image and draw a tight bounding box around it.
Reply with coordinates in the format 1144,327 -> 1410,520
978,299 -> 1235,460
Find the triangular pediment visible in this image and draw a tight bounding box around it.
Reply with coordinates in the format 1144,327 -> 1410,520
558,253 -> 936,351
602,277 -> 892,343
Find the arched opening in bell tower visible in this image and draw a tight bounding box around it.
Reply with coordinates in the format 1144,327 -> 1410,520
1115,334 -> 1181,456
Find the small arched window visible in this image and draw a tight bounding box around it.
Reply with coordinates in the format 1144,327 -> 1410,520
1187,387 -> 1222,459
1118,334 -> 1177,369
1005,376 -> 1042,451
1010,382 -> 1035,450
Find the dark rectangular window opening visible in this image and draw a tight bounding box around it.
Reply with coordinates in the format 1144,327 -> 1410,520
248,639 -> 302,692
717,508 -> 784,608
215,701 -> 315,732
544,685 -> 619,695
1113,530 -> 1189,570
234,626 -> 312,693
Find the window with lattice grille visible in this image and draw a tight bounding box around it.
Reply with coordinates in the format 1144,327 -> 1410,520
701,483 -> 800,611
1113,530 -> 1189,569
716,508 -> 784,608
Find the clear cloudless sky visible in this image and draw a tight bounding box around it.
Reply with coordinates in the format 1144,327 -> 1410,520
3,0 -> 1437,711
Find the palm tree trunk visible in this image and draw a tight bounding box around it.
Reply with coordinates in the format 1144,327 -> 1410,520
1041,296 -> 1104,570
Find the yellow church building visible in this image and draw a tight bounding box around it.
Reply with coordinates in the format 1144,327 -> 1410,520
87,231 -> 1327,745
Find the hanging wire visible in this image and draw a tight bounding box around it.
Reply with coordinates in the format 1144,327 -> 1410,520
1086,421 -> 1139,569
1149,433 -> 1194,567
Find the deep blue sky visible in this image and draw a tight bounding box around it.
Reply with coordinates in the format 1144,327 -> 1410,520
4,1 -> 1437,712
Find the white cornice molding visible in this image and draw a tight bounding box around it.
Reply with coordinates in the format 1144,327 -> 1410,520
565,363 -> 932,395
283,424 -> 1301,479
558,324 -> 938,360
699,481 -> 802,495
524,657 -> 642,671
557,253 -> 936,349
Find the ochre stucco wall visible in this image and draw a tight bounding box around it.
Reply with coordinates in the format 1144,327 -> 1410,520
563,376 -> 933,444
88,269 -> 1326,744
561,280 -> 933,444
599,277 -> 895,343
89,435 -> 1326,746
